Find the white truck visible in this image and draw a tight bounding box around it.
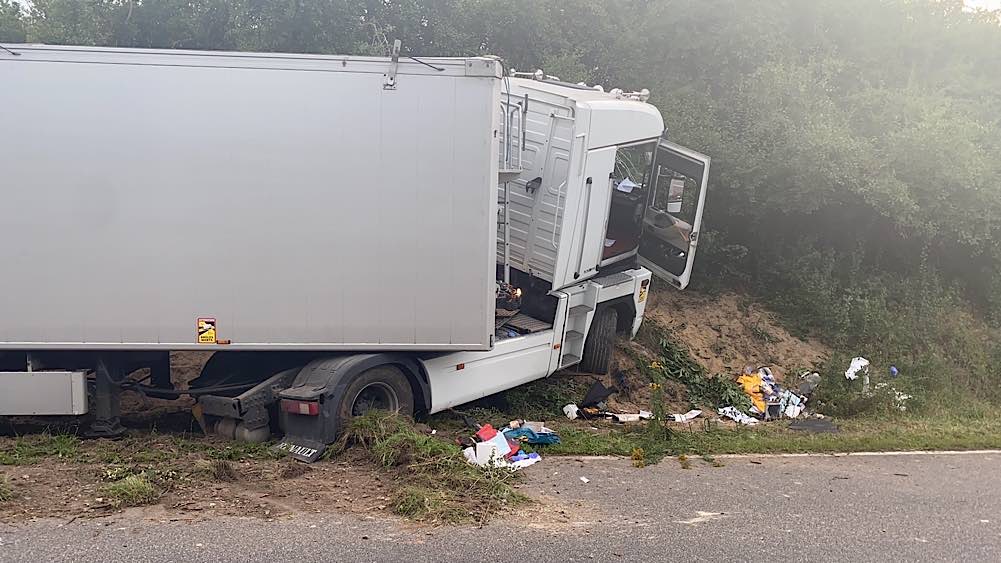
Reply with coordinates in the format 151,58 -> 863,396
0,43 -> 709,460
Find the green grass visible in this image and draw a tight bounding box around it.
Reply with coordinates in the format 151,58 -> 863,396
333,411 -> 527,524
100,473 -> 159,507
0,433 -> 284,467
0,434 -> 79,465
0,474 -> 13,502
534,411 -> 1001,458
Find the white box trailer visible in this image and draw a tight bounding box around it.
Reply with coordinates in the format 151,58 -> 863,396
0,44 -> 710,460
0,44 -> 500,352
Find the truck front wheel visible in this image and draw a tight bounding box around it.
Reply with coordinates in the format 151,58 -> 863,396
579,307 -> 617,375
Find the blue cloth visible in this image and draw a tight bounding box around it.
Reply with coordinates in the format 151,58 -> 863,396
503,427 -> 561,445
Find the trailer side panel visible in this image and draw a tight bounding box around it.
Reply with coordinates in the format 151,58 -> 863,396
0,46 -> 500,351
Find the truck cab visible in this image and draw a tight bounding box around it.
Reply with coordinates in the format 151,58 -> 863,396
497,77 -> 710,293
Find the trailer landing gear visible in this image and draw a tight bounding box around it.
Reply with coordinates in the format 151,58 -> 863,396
85,358 -> 126,438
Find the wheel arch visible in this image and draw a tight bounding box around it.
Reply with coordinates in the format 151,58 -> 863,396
602,296 -> 637,334
281,353 -> 430,415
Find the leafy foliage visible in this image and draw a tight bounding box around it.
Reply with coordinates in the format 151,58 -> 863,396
2,1 -> 1000,394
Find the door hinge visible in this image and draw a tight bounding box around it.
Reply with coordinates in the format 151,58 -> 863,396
383,39 -> 401,90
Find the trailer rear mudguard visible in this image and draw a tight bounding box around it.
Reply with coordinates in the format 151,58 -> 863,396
275,353 -> 428,462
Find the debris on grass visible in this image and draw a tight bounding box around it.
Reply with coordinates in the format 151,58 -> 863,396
333,410 -> 527,524
100,473 -> 159,507
671,409 -> 702,423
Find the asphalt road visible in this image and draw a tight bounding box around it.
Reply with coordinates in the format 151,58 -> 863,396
2,451 -> 999,562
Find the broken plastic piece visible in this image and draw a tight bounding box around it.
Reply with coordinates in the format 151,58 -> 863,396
717,406 -> 758,426
845,357 -> 869,380
581,380 -> 616,407
671,409 -> 702,423
608,410 -> 654,423
475,424 -> 498,441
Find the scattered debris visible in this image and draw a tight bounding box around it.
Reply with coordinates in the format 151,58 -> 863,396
457,416 -> 559,470
717,406 -> 759,426
798,370 -> 822,396
509,452 -> 542,470
845,357 -> 871,392
608,411 -> 653,423
563,403 -> 580,420
671,409 -> 702,423
580,380 -> 617,408
503,425 -> 561,445
737,366 -> 767,413
845,357 -> 870,380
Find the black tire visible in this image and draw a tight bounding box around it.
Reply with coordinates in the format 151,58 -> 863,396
333,365 -> 415,432
579,307 -> 617,375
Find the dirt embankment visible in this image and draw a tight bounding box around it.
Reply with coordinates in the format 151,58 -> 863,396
642,288 -> 829,379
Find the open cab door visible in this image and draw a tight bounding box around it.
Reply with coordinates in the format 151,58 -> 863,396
637,139 -> 710,289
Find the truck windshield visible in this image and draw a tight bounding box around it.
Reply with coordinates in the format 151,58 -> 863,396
612,141 -> 656,189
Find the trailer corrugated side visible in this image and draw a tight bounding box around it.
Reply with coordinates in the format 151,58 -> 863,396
0,45 -> 501,351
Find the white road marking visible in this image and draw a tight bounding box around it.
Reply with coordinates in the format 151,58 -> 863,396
714,450 -> 1001,459
560,450 -> 1001,463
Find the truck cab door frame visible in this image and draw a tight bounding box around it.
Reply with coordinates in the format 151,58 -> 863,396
637,139 -> 711,290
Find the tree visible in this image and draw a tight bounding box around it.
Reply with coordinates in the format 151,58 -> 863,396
0,0 -> 26,42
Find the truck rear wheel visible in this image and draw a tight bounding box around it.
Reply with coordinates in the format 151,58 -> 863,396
580,307 -> 617,375
335,365 -> 415,429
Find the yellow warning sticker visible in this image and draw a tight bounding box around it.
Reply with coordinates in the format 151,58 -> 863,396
197,318 -> 217,344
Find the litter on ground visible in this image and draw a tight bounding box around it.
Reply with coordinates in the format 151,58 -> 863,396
671,409 -> 702,423
718,406 -> 759,426
460,417 -> 560,470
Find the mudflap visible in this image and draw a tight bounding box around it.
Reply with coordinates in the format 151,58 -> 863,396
274,439 -> 325,463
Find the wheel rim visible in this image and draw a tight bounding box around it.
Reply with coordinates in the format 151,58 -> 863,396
350,382 -> 400,416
